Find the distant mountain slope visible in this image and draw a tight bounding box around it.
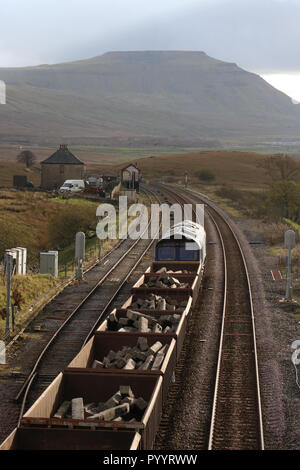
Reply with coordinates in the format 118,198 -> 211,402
0,51 -> 299,145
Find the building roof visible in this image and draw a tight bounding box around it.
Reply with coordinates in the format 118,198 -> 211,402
121,163 -> 140,172
41,144 -> 84,165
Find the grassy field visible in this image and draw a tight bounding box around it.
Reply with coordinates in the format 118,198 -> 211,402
0,144 -> 195,167
2,146 -> 300,190
0,161 -> 41,187
121,150 -> 300,189
0,187 -> 151,339
0,147 -> 115,187
0,191 -> 113,338
0,190 -> 100,265
1,146 -> 300,338
0,145 -> 183,187
0,274 -> 61,334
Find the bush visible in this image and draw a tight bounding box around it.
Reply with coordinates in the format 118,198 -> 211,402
48,204 -> 96,249
0,217 -> 37,263
267,180 -> 300,222
215,185 -> 243,202
215,185 -> 269,218
196,169 -> 215,183
262,222 -> 291,245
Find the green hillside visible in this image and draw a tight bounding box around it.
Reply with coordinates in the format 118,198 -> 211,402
0,51 -> 300,145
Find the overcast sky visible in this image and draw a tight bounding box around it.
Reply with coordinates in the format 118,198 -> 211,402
1,0 -> 300,99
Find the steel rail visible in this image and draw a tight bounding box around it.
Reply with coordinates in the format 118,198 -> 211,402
5,234 -> 125,354
15,188 -> 160,425
206,204 -> 265,450
81,184 -> 162,346
14,187 -> 157,404
158,184 -> 264,450
181,186 -> 265,450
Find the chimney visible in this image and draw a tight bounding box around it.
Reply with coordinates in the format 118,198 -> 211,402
60,144 -> 68,151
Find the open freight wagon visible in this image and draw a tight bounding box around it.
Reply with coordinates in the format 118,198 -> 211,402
67,331 -> 177,401
19,370 -> 163,450
1,221 -> 207,451
0,427 -> 141,450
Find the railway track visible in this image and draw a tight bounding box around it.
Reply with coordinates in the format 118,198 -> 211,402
12,187 -> 163,424
1,183 -> 265,450
206,205 -> 264,450
153,184 -> 264,450
153,184 -> 215,450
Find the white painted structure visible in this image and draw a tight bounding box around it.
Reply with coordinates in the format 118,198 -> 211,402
0,80 -> 6,105
5,247 -> 27,275
0,341 -> 5,364
121,164 -> 140,183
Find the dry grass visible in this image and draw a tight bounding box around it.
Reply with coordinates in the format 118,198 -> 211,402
3,147 -> 297,191
0,190 -> 100,265
0,146 -> 131,188
0,147 -> 116,188
262,222 -> 292,246
0,273 -> 61,337
0,162 -> 41,187
121,150 -> 300,190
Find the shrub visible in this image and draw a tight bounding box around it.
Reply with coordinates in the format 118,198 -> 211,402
262,222 -> 291,245
196,169 -> 215,182
48,204 -> 96,249
215,186 -> 270,218
215,185 -> 243,202
267,180 -> 300,221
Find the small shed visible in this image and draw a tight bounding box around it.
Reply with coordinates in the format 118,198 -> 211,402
13,175 -> 27,188
41,144 -> 84,189
121,163 -> 140,191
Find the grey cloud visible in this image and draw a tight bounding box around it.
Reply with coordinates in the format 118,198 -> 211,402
0,0 -> 300,73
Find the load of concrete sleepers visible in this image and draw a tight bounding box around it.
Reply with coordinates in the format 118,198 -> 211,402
1,260 -> 202,450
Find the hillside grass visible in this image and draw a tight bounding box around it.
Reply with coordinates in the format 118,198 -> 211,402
0,190 -> 100,266
0,162 -> 41,187
0,273 -> 61,338
3,147 -> 300,190
1,51 -> 300,147
122,150 -> 300,190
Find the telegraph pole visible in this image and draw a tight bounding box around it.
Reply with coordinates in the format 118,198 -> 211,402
5,253 -> 13,338
284,229 -> 296,301
98,242 -> 101,264
75,232 -> 85,281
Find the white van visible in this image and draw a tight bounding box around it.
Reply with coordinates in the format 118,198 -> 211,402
59,180 -> 85,193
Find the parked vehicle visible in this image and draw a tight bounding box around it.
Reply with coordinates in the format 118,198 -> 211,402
83,184 -> 106,197
59,180 -> 85,193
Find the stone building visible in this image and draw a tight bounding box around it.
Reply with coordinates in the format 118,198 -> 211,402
121,163 -> 140,191
41,144 -> 84,189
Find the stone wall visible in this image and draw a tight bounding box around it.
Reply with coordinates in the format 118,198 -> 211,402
41,164 -> 84,189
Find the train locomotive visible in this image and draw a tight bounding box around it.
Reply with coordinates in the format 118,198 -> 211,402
155,220 -> 206,263
0,220 -> 206,451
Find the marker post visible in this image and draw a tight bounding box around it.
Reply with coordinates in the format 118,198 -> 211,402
284,230 -> 296,301
75,232 -> 85,281
5,253 -> 13,338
